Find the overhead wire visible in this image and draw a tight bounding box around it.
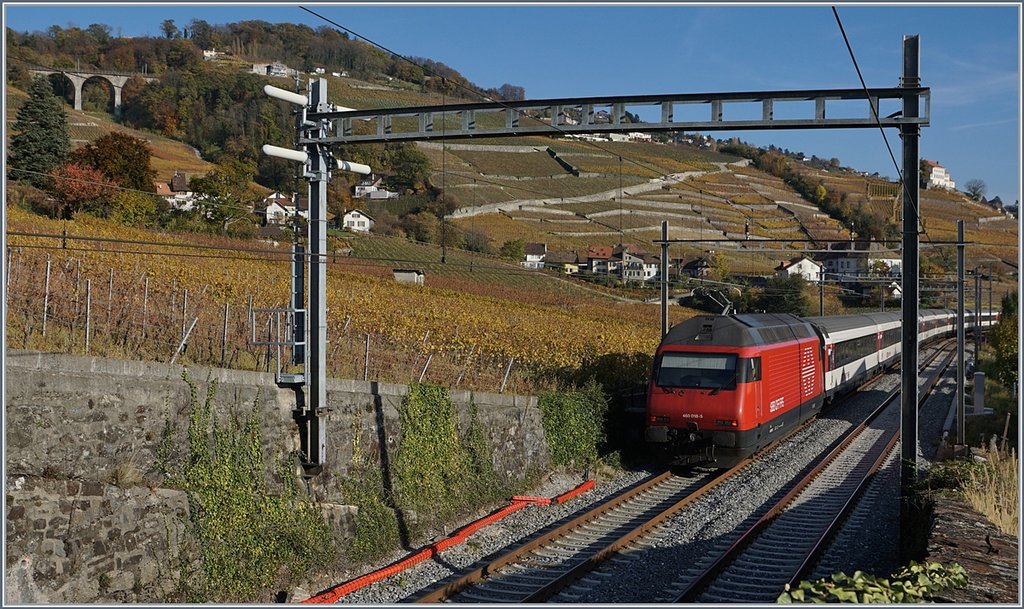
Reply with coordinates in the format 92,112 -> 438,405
830,6 -> 940,253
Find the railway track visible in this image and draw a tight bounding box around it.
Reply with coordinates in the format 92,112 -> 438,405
409,468 -> 726,603
405,343 -> 950,605
407,345 -> 951,604
664,342 -> 956,603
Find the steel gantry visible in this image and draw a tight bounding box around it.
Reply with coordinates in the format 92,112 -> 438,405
265,37 -> 928,488
302,87 -> 928,145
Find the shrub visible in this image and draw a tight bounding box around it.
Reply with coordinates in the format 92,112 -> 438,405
164,373 -> 334,601
539,381 -> 609,467
779,561 -> 968,603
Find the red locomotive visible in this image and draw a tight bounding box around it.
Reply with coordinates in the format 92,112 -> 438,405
645,309 -> 997,467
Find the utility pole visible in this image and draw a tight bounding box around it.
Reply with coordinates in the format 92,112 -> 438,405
263,82 -> 371,477
899,34 -> 921,512
819,274 -> 825,316
661,221 -> 669,337
957,221 -> 965,445
974,266 -> 982,359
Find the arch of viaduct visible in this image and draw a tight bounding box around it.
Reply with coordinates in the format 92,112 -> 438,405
28,68 -> 157,115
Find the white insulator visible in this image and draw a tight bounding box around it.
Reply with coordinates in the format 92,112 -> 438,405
264,85 -> 308,106
262,144 -> 308,163
336,159 -> 371,175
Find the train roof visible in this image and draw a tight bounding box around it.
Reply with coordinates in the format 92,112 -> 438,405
661,313 -> 817,348
804,312 -> 900,335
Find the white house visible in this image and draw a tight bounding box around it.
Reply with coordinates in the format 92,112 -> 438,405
353,175 -> 398,199
522,243 -> 547,270
343,210 -> 375,233
821,242 -> 901,282
775,256 -> 823,283
262,192 -> 308,225
154,170 -> 198,211
621,252 -> 661,282
923,160 -> 956,190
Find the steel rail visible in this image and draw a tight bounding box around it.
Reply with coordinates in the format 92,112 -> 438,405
784,343 -> 955,588
672,341 -> 955,602
411,469 -> 679,602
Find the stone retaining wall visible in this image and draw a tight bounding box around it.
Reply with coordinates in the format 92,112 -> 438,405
4,351 -> 550,603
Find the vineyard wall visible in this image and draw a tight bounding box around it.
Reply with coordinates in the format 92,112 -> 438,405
4,350 -> 549,603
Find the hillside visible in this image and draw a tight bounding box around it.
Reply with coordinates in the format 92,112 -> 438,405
5,25 -> 1018,389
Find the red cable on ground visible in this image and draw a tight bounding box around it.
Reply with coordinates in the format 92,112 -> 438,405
303,480 -> 595,604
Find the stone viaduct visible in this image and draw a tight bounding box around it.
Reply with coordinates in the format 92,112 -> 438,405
28,67 -> 157,116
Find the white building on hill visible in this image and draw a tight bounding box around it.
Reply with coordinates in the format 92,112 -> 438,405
923,160 -> 956,190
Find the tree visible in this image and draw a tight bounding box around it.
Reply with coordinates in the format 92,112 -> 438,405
70,132 -> 156,192
401,211 -> 439,243
189,161 -> 258,233
988,314 -> 1018,386
48,163 -> 116,219
462,228 -> 492,254
964,179 -> 986,201
709,255 -> 729,281
386,145 -> 431,192
8,78 -> 70,189
161,19 -> 179,40
752,275 -> 813,317
497,83 -> 526,101
499,239 -> 525,261
110,190 -> 159,227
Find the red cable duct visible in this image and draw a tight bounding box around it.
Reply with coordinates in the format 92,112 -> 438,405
303,479 -> 595,603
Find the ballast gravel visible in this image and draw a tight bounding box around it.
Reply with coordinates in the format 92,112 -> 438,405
307,358 -> 958,604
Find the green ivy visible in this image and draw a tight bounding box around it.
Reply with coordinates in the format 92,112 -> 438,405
539,381 -> 609,467
778,561 -> 969,604
166,372 -> 335,602
338,465 -> 401,564
342,384 -> 508,559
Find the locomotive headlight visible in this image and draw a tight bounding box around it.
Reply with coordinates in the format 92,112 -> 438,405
715,419 -> 739,427
650,415 -> 670,423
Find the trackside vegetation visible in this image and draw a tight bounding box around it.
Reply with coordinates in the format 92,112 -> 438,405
339,383 -> 512,563
158,373 -> 334,602
778,561 -> 968,603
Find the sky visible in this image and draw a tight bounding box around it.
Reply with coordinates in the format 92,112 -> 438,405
3,2 -> 1021,206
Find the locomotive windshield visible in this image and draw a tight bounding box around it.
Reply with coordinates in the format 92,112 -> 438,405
656,352 -> 738,390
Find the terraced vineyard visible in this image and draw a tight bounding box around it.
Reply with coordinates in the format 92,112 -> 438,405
6,206 -> 701,392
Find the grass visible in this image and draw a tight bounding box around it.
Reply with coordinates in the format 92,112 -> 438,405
962,448 -> 1018,536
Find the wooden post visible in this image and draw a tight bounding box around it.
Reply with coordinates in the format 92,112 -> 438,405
75,259 -> 82,317
181,288 -> 189,343
106,267 -> 114,330
418,353 -> 433,383
85,279 -> 92,353
4,247 -> 12,289
364,333 -> 370,381
141,275 -> 149,340
171,317 -> 198,365
1001,411 -> 1012,453
221,302 -> 229,367
455,345 -> 477,388
42,255 -> 51,337
500,356 -> 515,393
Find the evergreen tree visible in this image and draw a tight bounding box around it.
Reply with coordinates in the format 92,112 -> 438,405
753,275 -> 813,317
9,78 -> 70,189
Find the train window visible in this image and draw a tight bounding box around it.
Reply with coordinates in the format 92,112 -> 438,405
882,328 -> 901,348
656,352 -> 738,390
738,357 -> 762,383
833,335 -> 876,368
